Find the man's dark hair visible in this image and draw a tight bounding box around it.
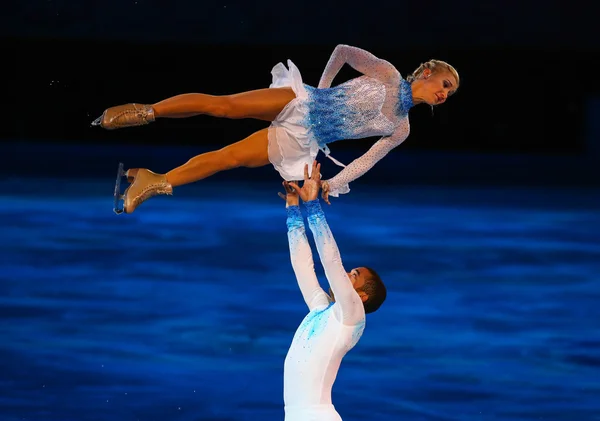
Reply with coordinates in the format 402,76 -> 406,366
361,267 -> 387,314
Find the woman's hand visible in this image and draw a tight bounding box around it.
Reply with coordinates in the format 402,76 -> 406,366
321,180 -> 331,205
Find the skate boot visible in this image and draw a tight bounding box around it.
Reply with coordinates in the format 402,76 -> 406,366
92,103 -> 156,130
113,163 -> 173,214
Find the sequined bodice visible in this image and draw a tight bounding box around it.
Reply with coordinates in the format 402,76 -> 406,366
296,44 -> 417,198
303,76 -> 396,147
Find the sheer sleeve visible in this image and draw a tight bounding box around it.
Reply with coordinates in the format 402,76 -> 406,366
325,118 -> 410,197
304,200 -> 364,325
286,206 -> 330,311
318,44 -> 401,89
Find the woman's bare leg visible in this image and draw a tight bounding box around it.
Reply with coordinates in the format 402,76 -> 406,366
153,87 -> 295,122
165,128 -> 270,187
120,128 -> 271,213
93,87 -> 296,129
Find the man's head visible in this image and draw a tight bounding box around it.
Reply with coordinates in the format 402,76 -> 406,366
407,59 -> 460,106
329,267 -> 387,314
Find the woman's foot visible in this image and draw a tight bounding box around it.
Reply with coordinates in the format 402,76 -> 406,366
122,168 -> 173,213
92,103 -> 156,130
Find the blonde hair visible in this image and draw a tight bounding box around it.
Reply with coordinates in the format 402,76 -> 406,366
407,59 -> 460,89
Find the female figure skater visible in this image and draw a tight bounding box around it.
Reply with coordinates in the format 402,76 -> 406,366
94,44 -> 459,214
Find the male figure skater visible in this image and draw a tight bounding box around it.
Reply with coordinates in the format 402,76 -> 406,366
281,160 -> 387,421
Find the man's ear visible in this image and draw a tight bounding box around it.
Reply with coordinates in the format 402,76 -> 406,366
358,290 -> 368,303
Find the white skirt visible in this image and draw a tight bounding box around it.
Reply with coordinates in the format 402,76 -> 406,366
267,60 -> 321,181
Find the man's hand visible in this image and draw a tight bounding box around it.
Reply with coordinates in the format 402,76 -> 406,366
288,161 -> 322,203
278,181 -> 300,207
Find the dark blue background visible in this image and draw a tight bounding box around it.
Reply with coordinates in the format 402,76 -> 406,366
2,1 -> 600,420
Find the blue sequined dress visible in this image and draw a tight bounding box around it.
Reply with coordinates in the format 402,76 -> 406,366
267,46 -> 414,197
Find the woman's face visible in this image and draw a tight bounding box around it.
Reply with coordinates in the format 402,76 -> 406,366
420,69 -> 458,106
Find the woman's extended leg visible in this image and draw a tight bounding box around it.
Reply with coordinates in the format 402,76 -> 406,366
166,127 -> 270,186
153,87 -> 295,121
120,128 -> 271,213
93,88 -> 296,129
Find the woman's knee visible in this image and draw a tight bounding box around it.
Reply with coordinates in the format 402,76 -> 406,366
215,89 -> 295,120
208,96 -> 236,118
213,95 -> 254,119
216,147 -> 243,169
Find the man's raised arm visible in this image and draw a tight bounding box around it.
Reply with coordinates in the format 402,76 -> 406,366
282,181 -> 329,311
288,163 -> 363,324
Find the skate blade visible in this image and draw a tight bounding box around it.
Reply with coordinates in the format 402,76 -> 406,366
113,162 -> 126,215
91,114 -> 104,127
